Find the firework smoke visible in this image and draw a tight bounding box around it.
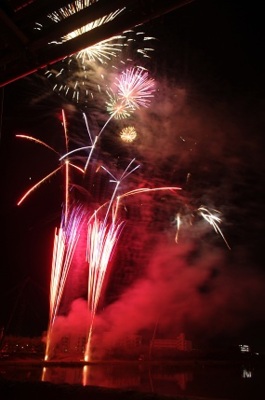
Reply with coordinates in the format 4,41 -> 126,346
9,3 -> 265,364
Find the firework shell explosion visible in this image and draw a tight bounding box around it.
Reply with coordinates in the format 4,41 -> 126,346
37,0 -> 156,104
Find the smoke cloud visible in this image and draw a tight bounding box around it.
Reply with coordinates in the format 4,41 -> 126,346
44,75 -> 265,357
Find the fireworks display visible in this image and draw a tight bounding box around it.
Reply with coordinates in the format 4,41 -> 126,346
3,0 -> 264,368
15,90 -> 229,360
15,14 -> 231,362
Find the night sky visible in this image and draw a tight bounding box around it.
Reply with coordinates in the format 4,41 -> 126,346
0,0 -> 265,352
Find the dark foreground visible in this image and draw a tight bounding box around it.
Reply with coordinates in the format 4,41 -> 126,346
2,355 -> 265,400
0,378 -> 201,400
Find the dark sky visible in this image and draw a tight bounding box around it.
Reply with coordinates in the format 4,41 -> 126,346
0,0 -> 265,350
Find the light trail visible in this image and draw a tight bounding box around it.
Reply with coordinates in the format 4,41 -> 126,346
87,185 -> 183,230
48,0 -> 124,61
101,158 -> 140,225
83,159 -> 140,361
84,215 -> 124,362
16,134 -> 59,154
172,205 -> 231,249
45,205 -> 86,361
58,112 -> 99,172
17,165 -> 62,206
198,206 -> 231,250
16,110 -> 84,222
174,213 -> 182,244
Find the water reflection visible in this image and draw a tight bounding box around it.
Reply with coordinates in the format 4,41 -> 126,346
1,361 -> 265,399
42,363 -> 193,396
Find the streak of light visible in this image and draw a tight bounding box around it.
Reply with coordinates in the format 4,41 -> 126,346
45,205 -> 86,361
198,206 -> 231,250
16,134 -> 59,154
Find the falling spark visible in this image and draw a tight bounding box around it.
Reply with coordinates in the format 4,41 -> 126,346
172,205 -> 230,249
174,213 -> 182,243
198,206 -> 231,250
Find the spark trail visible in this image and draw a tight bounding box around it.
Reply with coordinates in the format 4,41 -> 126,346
172,205 -> 231,249
16,110 -> 84,223
83,159 -> 141,361
84,215 -> 124,361
45,205 -> 86,361
198,206 -> 231,249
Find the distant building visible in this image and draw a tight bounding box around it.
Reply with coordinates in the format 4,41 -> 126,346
151,333 -> 192,352
239,344 -> 250,353
52,335 -> 86,359
0,335 -> 45,356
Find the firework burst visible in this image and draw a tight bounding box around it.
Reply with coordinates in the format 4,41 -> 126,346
119,126 -> 138,142
114,66 -> 156,109
48,0 -> 124,50
42,1 -> 156,104
105,89 -> 134,119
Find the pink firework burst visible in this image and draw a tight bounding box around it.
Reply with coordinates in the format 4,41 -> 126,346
115,67 -> 156,109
